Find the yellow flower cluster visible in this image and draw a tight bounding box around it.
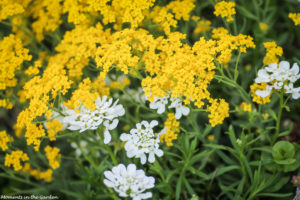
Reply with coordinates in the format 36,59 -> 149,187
289,13 -> 300,26
44,146 -> 61,170
0,34 -> 32,91
0,0 -> 24,22
4,150 -> 29,171
64,78 -> 103,111
212,27 -> 256,64
26,0 -> 63,41
55,24 -> 108,80
0,99 -> 13,109
214,1 -> 236,22
263,42 -> 283,65
160,113 -> 180,146
240,102 -> 252,112
207,99 -> 230,127
0,131 -> 14,151
150,0 -> 195,34
63,0 -> 155,27
194,19 -> 212,34
23,163 -> 53,182
46,120 -> 63,141
250,83 -> 271,104
109,77 -> 131,90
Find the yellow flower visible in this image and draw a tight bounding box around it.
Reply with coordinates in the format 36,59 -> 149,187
259,22 -> 268,31
0,131 -> 14,151
214,1 -> 236,22
208,135 -> 215,141
0,0 -> 24,22
4,150 -> 29,171
44,146 -> 61,170
263,42 -> 283,65
240,102 -> 252,112
250,83 -> 271,104
289,13 -> 300,26
194,19 -> 212,34
46,120 -> 63,141
160,113 -> 180,146
207,98 -> 229,127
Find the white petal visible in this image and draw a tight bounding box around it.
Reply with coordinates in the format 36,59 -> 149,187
150,120 -> 158,127
255,89 -> 271,97
279,61 -> 290,70
127,164 -> 136,176
120,133 -> 129,141
148,153 -> 155,163
103,179 -> 115,187
181,106 -> 190,116
140,154 -> 147,164
155,149 -> 164,157
103,129 -> 111,144
291,63 -> 299,75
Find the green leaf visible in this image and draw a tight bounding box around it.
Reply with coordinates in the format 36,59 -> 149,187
236,5 -> 259,21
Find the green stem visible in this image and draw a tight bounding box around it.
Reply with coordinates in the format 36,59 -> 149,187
234,51 -> 241,82
98,129 -> 118,165
272,90 -> 284,144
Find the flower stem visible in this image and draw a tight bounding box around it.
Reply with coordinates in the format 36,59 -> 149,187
272,90 -> 284,145
234,51 -> 241,82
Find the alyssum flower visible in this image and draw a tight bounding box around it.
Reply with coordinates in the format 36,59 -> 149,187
120,120 -> 164,164
255,61 -> 300,99
52,95 -> 125,144
103,163 -> 155,200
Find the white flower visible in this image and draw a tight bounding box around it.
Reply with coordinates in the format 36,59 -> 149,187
120,120 -> 164,164
149,96 -> 169,114
254,61 -> 300,99
168,98 -> 190,119
53,96 -> 125,144
103,163 -> 155,200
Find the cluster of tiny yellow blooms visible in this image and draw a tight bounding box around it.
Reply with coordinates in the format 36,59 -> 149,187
240,102 -> 252,112
160,113 -> 180,146
250,83 -> 271,104
150,0 -> 195,34
55,24 -> 108,80
0,34 -> 31,91
259,22 -> 268,32
262,113 -> 269,119
289,13 -> 300,26
212,27 -> 256,64
63,0 -> 155,27
263,42 -> 283,65
64,77 -> 109,111
25,0 -> 63,41
23,163 -> 53,182
0,99 -> 13,109
214,1 -> 236,22
109,77 -> 131,90
207,99 -> 230,127
44,146 -> 61,170
193,18 -> 212,34
0,131 -> 14,151
46,120 -> 63,141
4,150 -> 29,171
0,0 -> 24,22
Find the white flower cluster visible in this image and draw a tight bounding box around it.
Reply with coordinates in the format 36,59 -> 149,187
103,163 -> 155,200
148,95 -> 190,119
52,95 -> 125,144
120,120 -> 164,164
255,61 -> 300,99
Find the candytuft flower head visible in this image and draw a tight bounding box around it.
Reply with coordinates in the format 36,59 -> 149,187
103,163 -> 155,200
53,95 -> 125,144
254,61 -> 300,99
120,120 -> 163,164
